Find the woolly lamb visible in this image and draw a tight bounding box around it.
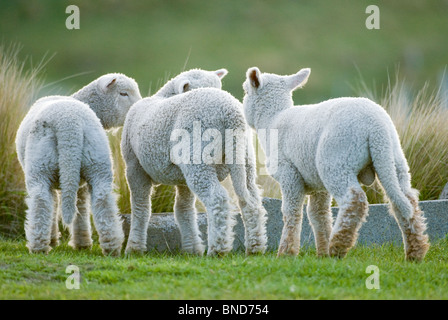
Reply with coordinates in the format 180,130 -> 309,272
16,73 -> 141,255
122,68 -> 267,256
243,67 -> 430,261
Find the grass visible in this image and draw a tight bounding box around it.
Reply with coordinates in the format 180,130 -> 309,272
1,238 -> 447,299
359,74 -> 448,203
0,44 -> 45,237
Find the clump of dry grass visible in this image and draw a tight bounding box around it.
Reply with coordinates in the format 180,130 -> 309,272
0,44 -> 45,236
360,74 -> 448,203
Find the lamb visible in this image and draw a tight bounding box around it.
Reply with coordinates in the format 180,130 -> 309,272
16,73 -> 142,255
242,66 -> 430,261
122,68 -> 267,256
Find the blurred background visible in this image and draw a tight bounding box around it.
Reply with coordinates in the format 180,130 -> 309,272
1,0 -> 447,100
1,0 -> 447,236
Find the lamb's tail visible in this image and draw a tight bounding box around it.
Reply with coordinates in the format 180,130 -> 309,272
369,123 -> 413,220
55,122 -> 84,225
228,130 -> 268,254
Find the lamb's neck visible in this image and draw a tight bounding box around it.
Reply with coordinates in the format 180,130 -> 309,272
154,80 -> 176,99
71,84 -> 109,127
71,84 -> 99,112
251,95 -> 292,130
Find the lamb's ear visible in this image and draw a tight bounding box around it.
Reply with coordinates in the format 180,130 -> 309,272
247,67 -> 262,89
176,80 -> 190,94
286,68 -> 311,91
98,75 -> 117,93
214,68 -> 228,79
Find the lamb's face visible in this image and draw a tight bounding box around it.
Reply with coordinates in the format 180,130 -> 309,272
242,67 -> 311,128
173,68 -> 228,94
243,67 -> 311,99
97,73 -> 142,128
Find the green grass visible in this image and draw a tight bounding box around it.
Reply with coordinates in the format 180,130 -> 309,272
359,74 -> 448,203
1,238 -> 447,299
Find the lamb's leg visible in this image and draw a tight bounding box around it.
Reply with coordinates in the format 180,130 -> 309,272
24,133 -> 57,253
25,183 -> 54,254
276,164 -> 306,257
50,190 -> 61,247
181,164 -> 234,256
307,191 -> 333,257
244,136 -> 268,254
174,185 -> 205,255
390,160 -> 429,261
328,186 -> 368,259
229,162 -> 267,255
68,183 -> 93,250
124,160 -> 152,255
390,190 -> 430,261
88,178 -> 124,256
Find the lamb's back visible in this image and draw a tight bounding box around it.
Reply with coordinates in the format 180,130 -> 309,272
274,97 -> 390,189
127,88 -> 245,185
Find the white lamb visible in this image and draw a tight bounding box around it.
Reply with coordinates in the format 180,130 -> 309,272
122,68 -> 267,256
243,67 -> 430,261
16,73 -> 142,255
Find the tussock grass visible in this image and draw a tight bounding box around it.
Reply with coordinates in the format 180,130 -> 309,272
0,44 -> 45,236
360,74 -> 448,203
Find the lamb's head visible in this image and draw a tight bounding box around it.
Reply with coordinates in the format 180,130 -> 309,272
242,67 -> 311,128
155,68 -> 228,98
73,73 -> 142,129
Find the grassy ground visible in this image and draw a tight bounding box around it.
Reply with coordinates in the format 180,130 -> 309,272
1,238 -> 447,299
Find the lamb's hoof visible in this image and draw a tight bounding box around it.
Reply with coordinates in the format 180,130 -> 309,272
50,238 -> 60,247
405,239 -> 430,262
72,244 -> 93,251
246,250 -> 264,256
277,242 -> 299,257
28,244 -> 52,254
124,245 -> 146,256
316,251 -> 330,258
246,245 -> 267,256
100,238 -> 123,257
206,248 -> 230,257
182,246 -> 205,256
69,240 -> 93,251
329,245 -> 348,259
102,246 -> 122,257
406,249 -> 429,262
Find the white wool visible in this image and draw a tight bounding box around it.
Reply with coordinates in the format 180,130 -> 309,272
122,69 -> 267,256
243,67 -> 429,260
16,73 -> 141,255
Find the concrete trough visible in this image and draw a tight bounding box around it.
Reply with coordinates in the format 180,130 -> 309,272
121,198 -> 448,252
